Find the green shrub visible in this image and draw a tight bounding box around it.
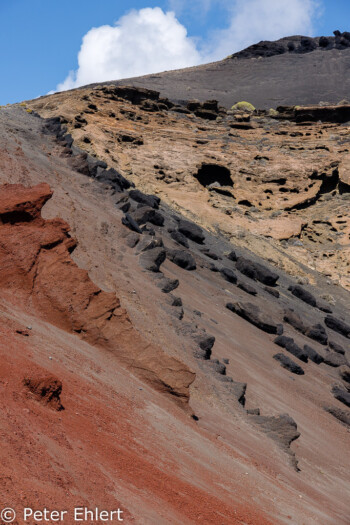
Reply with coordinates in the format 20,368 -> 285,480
231,101 -> 256,112
268,108 -> 279,117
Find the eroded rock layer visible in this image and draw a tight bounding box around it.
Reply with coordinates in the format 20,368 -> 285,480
0,183 -> 195,401
28,86 -> 350,290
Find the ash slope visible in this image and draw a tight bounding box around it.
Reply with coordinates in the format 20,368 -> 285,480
0,96 -> 349,523
84,34 -> 350,109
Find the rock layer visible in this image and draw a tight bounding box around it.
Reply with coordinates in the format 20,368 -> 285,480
0,183 -> 195,402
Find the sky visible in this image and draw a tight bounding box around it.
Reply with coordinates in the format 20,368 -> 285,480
0,0 -> 349,104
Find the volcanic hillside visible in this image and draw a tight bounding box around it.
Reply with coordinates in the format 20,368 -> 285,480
84,33 -> 350,108
0,49 -> 349,523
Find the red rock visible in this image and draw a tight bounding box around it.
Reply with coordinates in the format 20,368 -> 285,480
0,183 -> 195,402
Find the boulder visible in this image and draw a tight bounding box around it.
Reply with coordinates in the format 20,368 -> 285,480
303,344 -> 324,364
339,366 -> 350,384
129,189 -> 160,209
283,308 -> 306,333
156,276 -> 179,293
170,230 -> 189,248
324,406 -> 350,428
237,281 -> 257,295
288,285 -> 317,307
274,336 -> 308,362
329,341 -> 346,355
193,334 -> 215,360
122,213 -> 143,234
130,206 -> 164,226
220,267 -> 238,284
325,315 -> 350,338
332,386 -> 350,408
125,233 -> 140,248
273,353 -> 305,375
236,257 -> 279,286
178,219 -> 205,244
139,248 -> 166,272
226,301 -> 279,334
208,359 -> 226,375
95,167 -> 131,192
201,248 -> 220,260
168,250 -> 196,271
324,352 -> 348,367
305,323 -> 328,345
136,237 -> 163,253
265,287 -> 280,298
227,250 -> 237,261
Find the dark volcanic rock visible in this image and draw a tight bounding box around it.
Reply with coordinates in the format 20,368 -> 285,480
273,353 -> 305,375
122,213 -> 143,234
95,167 -> 131,192
339,366 -> 350,384
325,315 -> 350,338
226,301 -> 279,334
283,309 -> 306,333
227,250 -> 237,262
332,386 -> 350,408
208,359 -> 226,375
329,341 -> 345,355
129,189 -> 160,209
193,334 -> 215,360
324,352 -> 348,367
274,336 -> 308,363
136,237 -> 163,252
304,323 -> 328,346
168,250 -> 196,270
130,206 -> 164,226
139,247 -> 166,272
288,285 -> 317,307
201,248 -> 220,260
155,276 -> 179,293
237,281 -> 257,295
249,413 -> 300,470
324,406 -> 350,428
265,287 -> 280,298
303,344 -> 324,364
220,267 -> 238,284
283,309 -> 328,345
125,232 -> 140,248
228,381 -> 247,406
170,230 -> 189,248
178,219 -> 205,244
236,257 -> 279,286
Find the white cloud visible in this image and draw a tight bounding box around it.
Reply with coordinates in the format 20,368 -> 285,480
202,0 -> 321,61
57,7 -> 201,91
56,1 -> 321,92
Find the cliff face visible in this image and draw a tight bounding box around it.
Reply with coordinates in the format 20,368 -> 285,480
0,182 -> 195,401
29,86 -> 350,291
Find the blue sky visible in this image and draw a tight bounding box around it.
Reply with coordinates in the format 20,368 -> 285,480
0,0 -> 349,104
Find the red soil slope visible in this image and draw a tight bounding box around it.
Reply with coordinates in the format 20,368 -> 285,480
0,183 -> 274,524
0,183 -> 194,402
